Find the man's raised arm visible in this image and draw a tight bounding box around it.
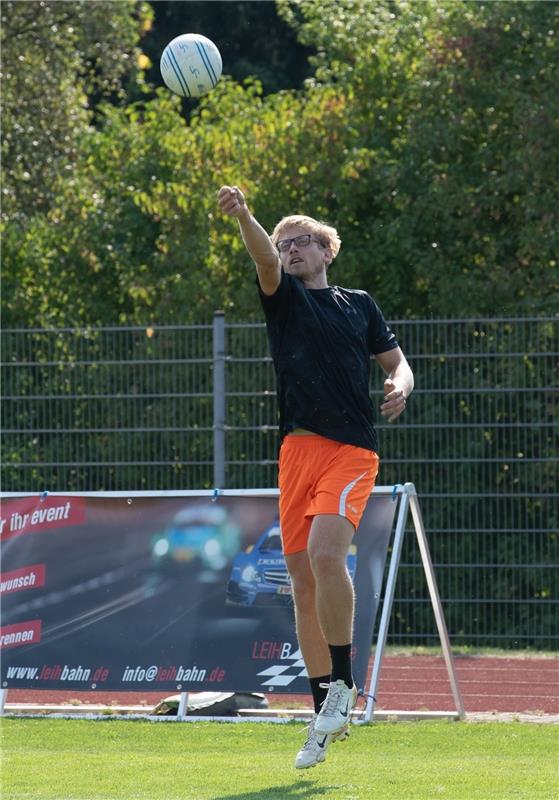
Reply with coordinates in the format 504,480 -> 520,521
218,185 -> 281,295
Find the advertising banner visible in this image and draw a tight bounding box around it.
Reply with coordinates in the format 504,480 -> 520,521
0,492 -> 397,695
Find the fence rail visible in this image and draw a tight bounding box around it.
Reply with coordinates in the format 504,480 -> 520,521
1,316 -> 558,649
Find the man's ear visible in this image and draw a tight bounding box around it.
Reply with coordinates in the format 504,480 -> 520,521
323,247 -> 333,268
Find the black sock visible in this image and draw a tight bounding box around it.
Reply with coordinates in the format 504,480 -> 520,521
309,674 -> 331,714
328,644 -> 353,689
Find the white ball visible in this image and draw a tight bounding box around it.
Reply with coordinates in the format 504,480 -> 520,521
160,33 -> 222,98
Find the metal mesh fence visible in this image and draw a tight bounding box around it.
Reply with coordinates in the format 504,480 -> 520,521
1,325 -> 215,491
373,318 -> 558,649
2,316 -> 557,648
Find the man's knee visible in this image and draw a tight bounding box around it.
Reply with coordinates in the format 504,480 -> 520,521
285,552 -> 314,608
289,570 -> 315,612
308,545 -> 345,579
307,514 -> 354,577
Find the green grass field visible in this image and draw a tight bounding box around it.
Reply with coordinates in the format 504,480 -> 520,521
1,718 -> 556,800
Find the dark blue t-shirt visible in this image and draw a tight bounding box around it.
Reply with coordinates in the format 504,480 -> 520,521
258,270 -> 399,452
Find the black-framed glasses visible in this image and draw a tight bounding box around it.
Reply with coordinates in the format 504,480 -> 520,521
276,234 -> 321,252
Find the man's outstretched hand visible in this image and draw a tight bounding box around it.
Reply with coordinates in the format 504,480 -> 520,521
218,185 -> 249,219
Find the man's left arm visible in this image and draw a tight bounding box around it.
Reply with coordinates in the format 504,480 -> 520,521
375,347 -> 414,423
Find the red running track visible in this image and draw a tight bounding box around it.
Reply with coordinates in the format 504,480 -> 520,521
372,655 -> 558,714
6,655 -> 558,715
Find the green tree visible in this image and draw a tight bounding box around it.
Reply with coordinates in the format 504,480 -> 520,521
2,76 -> 353,325
278,0 -> 559,317
3,0 -> 558,327
0,0 -> 152,225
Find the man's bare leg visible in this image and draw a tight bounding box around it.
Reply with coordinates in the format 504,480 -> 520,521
285,549 -> 331,677
286,548 -> 350,769
307,514 -> 355,645
307,514 -> 359,735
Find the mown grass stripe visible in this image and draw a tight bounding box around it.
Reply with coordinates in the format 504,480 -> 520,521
2,718 -> 557,800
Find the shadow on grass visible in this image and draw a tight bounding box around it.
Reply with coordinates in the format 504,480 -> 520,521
215,780 -> 334,800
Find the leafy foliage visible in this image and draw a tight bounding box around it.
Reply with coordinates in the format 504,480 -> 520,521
278,0 -> 559,317
0,0 -> 152,226
3,1 -> 558,327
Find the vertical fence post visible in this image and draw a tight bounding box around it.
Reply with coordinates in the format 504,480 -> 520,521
213,311 -> 226,488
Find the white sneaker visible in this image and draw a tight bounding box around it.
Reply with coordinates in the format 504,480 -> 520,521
314,680 -> 358,735
294,714 -> 349,769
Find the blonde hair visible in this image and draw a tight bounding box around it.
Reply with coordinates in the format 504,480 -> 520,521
271,215 -> 341,260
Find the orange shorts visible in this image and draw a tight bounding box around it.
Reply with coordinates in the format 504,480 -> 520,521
278,433 -> 380,555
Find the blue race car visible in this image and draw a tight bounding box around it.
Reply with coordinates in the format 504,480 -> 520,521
226,521 -> 357,607
151,504 -> 241,574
